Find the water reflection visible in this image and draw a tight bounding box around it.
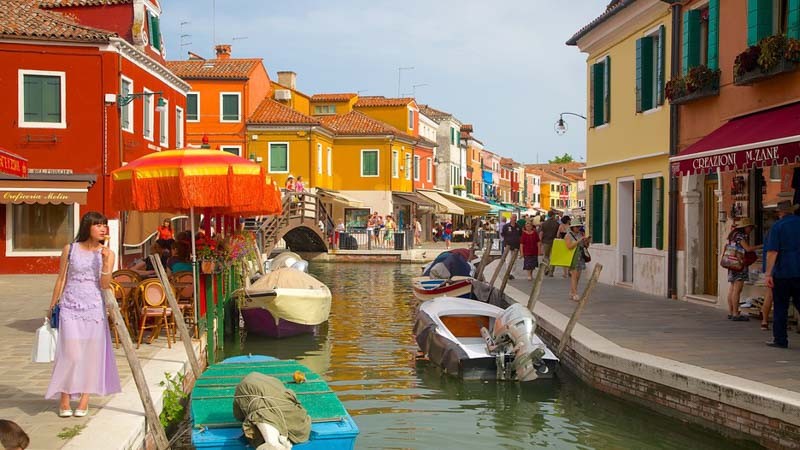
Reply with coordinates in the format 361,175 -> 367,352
222,262 -> 761,450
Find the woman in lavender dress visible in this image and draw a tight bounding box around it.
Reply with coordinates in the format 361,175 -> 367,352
46,212 -> 121,417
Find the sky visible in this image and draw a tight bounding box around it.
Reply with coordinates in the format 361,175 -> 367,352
161,0 -> 607,164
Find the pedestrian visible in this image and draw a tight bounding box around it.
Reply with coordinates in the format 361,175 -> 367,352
384,215 -> 397,247
521,222 -> 540,280
725,218 -> 760,322
46,211 -> 121,417
557,215 -> 572,278
502,214 -> 522,252
295,176 -> 305,193
366,213 -> 377,247
414,217 -> 422,245
764,201 -> 800,348
564,220 -> 590,302
285,174 -> 295,193
540,210 -> 560,276
0,420 -> 29,450
156,219 -> 174,250
442,219 -> 453,249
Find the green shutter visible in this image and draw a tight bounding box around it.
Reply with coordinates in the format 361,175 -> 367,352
270,144 -> 288,172
636,37 -> 654,112
635,179 -> 642,247
789,0 -> 800,40
591,185 -> 603,244
187,94 -> 198,120
683,10 -> 701,74
222,95 -> 239,120
23,76 -> 44,122
150,14 -> 161,50
44,77 -> 61,123
655,177 -> 664,250
603,56 -> 611,124
638,179 -> 654,248
657,25 -> 666,105
603,184 -> 611,245
748,0 -> 773,46
708,0 -> 720,70
592,63 -> 605,127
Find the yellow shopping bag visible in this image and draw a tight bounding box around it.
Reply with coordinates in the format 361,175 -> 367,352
550,238 -> 577,267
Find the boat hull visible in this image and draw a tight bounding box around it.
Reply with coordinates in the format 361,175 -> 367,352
239,286 -> 331,338
240,307 -> 317,338
411,276 -> 474,301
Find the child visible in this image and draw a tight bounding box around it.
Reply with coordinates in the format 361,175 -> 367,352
0,420 -> 29,450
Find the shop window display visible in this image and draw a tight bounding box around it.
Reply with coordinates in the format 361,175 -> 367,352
11,203 -> 74,251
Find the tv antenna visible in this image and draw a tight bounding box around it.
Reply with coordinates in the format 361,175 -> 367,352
179,21 -> 191,51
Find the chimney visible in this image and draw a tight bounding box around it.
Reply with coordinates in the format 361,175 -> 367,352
215,44 -> 232,59
277,71 -> 296,90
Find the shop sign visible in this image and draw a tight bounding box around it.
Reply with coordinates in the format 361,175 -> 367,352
672,141 -> 800,175
28,168 -> 73,175
2,191 -> 72,203
0,149 -> 28,178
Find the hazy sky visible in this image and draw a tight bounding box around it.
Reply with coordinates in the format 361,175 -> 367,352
161,1 -> 606,164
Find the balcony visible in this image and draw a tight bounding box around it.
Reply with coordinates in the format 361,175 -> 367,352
733,35 -> 800,86
665,66 -> 720,105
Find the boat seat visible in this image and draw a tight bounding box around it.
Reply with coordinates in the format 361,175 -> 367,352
441,315 -> 490,337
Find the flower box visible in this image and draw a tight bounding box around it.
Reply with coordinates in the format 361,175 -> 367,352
734,58 -> 797,85
669,83 -> 720,105
665,66 -> 720,105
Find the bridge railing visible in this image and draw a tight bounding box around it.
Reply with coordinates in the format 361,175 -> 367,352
254,190 -> 332,254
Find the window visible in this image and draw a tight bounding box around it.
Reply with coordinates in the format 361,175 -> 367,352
426,158 -> 432,182
684,2 -> 719,72
361,150 -> 379,177
590,56 -> 611,127
636,177 -> 664,249
414,155 -> 420,180
221,146 -> 241,157
451,127 -> 457,145
143,88 -> 154,141
19,70 -> 65,128
176,107 -> 184,148
748,0 -> 798,44
186,92 -> 199,122
775,0 -> 790,35
159,98 -> 169,146
550,184 -> 556,193
317,143 -> 323,174
636,26 -> 665,112
327,147 -> 332,176
8,203 -> 76,256
121,77 -> 133,132
405,153 -> 412,180
591,184 -> 611,244
220,92 -> 240,122
392,150 -> 399,178
408,109 -> 414,130
314,105 -> 336,115
147,9 -> 161,51
268,143 -> 289,173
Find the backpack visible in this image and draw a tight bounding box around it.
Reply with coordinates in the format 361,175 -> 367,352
720,242 -> 745,271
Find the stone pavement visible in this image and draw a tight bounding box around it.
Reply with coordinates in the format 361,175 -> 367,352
507,275 -> 800,393
0,275 -> 198,450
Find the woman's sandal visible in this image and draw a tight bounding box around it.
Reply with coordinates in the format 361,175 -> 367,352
761,322 -> 770,331
59,409 -> 73,418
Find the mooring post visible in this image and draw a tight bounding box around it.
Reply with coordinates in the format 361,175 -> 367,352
527,263 -> 548,310
467,220 -> 481,261
498,249 -> 519,293
489,245 -> 510,287
557,264 -> 603,356
205,274 -> 215,363
150,256 -> 202,379
475,237 -> 492,281
103,289 -> 170,450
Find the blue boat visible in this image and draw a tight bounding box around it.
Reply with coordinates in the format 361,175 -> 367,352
191,355 -> 359,449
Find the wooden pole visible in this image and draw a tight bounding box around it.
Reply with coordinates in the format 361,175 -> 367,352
527,262 -> 548,310
475,237 -> 492,282
489,246 -> 509,287
149,256 -> 202,379
103,289 -> 170,450
557,264 -> 603,356
467,219 -> 481,261
498,249 -> 519,293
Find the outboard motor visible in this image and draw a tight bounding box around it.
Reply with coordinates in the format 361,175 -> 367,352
490,304 -> 547,381
290,260 -> 309,273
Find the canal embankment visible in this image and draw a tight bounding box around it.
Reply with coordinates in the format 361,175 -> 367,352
499,274 -> 800,449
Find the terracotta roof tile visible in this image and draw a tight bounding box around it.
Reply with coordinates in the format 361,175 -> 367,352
418,104 -> 452,121
355,96 -> 415,108
310,93 -> 357,102
248,98 -> 320,125
566,0 -> 635,46
38,0 -> 131,7
320,111 -> 415,141
165,58 -> 262,80
0,0 -> 114,42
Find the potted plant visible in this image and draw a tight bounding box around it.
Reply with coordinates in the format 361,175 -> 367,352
665,65 -> 721,104
197,237 -> 221,274
734,35 -> 798,85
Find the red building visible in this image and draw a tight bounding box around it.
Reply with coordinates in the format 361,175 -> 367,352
413,138 -> 437,191
0,0 -> 189,273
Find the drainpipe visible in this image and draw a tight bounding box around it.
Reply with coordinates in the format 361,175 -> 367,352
666,0 -> 681,299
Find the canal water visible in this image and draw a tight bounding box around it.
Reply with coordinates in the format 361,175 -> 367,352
206,262 -> 760,450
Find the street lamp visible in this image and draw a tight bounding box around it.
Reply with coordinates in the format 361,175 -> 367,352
118,91 -> 167,113
554,112 -> 587,135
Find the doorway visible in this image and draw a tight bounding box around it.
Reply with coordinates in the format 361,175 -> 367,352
703,179 -> 719,295
618,179 -> 635,283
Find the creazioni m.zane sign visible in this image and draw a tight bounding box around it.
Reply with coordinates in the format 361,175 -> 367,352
672,142 -> 800,175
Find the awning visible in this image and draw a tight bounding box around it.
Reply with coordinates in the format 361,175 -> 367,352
0,174 -> 95,204
0,148 -> 28,178
417,190 -> 464,215
392,191 -> 437,208
437,191 -> 492,216
671,102 -> 800,175
315,188 -> 363,207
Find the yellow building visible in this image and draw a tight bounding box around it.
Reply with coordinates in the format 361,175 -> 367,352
568,0 -> 671,296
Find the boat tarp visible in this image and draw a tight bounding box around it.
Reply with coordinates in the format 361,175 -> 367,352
413,308 -> 471,377
247,268 -> 331,325
422,251 -> 472,278
251,268 -> 327,290
233,372 -> 312,447
470,280 -> 512,309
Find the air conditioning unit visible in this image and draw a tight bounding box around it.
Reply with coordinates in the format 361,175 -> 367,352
274,89 -> 292,101
251,134 -> 259,140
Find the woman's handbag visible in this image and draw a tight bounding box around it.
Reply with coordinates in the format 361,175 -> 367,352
31,318 -> 58,363
49,305 -> 60,328
720,242 -> 745,271
550,238 -> 577,267
581,246 -> 592,263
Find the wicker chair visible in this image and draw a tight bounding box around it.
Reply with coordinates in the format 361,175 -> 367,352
107,280 -> 128,348
136,279 -> 175,349
170,271 -> 197,339
112,269 -> 142,330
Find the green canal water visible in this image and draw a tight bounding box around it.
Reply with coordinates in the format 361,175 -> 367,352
206,262 -> 760,450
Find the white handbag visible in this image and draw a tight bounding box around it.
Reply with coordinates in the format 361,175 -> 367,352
31,318 -> 58,363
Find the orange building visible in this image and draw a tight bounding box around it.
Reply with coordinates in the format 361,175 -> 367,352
166,45 -> 271,156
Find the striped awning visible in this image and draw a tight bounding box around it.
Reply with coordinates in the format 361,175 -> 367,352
417,190 -> 464,215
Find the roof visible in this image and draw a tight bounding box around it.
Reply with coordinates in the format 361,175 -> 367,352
38,0 -> 132,7
319,111 -> 415,140
1,0 -> 115,43
416,136 -> 438,148
165,58 -> 262,80
418,104 -> 453,121
566,0 -> 636,46
526,168 -> 573,183
248,98 -> 321,126
355,96 -> 415,108
310,93 -> 357,102
461,130 -> 484,145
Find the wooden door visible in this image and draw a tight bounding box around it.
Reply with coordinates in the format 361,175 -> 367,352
703,180 -> 719,295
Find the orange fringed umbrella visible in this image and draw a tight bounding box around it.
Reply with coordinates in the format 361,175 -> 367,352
110,149 -> 282,215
